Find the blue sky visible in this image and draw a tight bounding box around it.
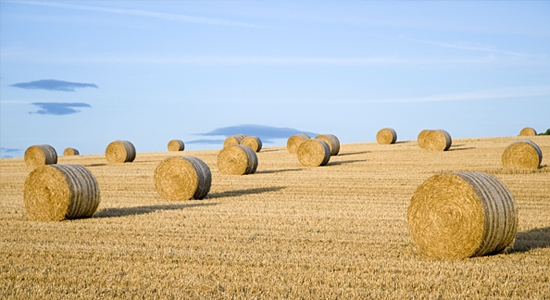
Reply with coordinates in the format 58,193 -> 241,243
1,1 -> 549,158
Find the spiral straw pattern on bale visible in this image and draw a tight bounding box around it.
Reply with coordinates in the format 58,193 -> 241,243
218,145 -> 258,175
287,134 -> 310,154
417,129 -> 432,149
407,172 -> 517,259
519,127 -> 537,136
168,139 -> 185,152
315,134 -> 340,156
241,136 -> 262,152
24,164 -> 100,221
105,140 -> 136,163
423,130 -> 452,151
376,128 -> 397,145
24,144 -> 58,168
297,139 -> 331,167
63,148 -> 80,156
154,156 -> 212,200
223,135 -> 245,148
502,139 -> 543,170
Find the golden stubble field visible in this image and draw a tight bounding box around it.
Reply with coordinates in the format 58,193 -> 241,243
1,136 -> 549,299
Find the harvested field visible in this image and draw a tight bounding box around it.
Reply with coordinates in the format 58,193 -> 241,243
1,136 -> 549,298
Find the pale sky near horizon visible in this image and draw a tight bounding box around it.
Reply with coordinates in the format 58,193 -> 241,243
1,1 -> 549,158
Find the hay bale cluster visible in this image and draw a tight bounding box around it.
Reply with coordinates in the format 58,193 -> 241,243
24,164 -> 100,221
376,128 -> 397,145
154,156 -> 211,200
519,127 -> 537,136
241,136 -> 262,152
63,148 -> 80,156
418,129 -> 452,151
315,134 -> 340,156
24,144 -> 58,168
105,140 -> 136,163
502,139 -> 542,170
168,140 -> 185,152
407,172 -> 517,259
297,139 -> 331,167
287,134 -> 310,153
218,145 -> 258,175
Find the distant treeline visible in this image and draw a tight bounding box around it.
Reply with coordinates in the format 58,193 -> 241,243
537,129 -> 550,136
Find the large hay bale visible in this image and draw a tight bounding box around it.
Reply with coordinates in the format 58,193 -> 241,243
407,172 -> 517,259
287,134 -> 310,153
105,140 -> 136,163
519,127 -> 537,136
24,144 -> 58,168
502,139 -> 542,170
241,136 -> 262,152
63,148 -> 80,156
168,139 -> 185,152
223,135 -> 245,148
217,145 -> 258,175
297,139 -> 331,167
376,128 -> 397,144
315,134 -> 340,155
24,164 -> 100,221
423,130 -> 452,151
417,129 -> 432,149
154,156 -> 211,200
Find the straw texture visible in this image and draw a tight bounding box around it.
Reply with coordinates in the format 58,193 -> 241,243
24,144 -> 58,168
502,139 -> 543,170
154,156 -> 212,200
105,140 -> 136,163
287,134 -> 310,154
241,136 -> 262,152
519,127 -> 537,136
423,130 -> 452,151
63,148 -> 80,156
408,172 -> 517,259
218,145 -> 258,175
297,139 -> 331,167
376,128 -> 397,144
223,135 -> 245,148
168,139 -> 185,152
315,134 -> 340,155
24,164 -> 100,221
417,130 -> 432,149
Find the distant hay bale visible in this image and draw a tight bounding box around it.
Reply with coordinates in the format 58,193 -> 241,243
167,139 -> 185,152
218,145 -> 258,175
417,129 -> 432,149
24,144 -> 58,168
241,136 -> 262,152
24,164 -> 100,221
63,148 -> 79,156
154,156 -> 211,200
315,134 -> 340,155
105,140 -> 136,163
297,139 -> 331,167
287,134 -> 310,153
407,172 -> 517,259
519,127 -> 537,136
223,135 -> 245,148
502,139 -> 542,170
376,128 -> 397,144
423,130 -> 452,151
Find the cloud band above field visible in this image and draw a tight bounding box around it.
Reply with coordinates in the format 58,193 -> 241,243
11,79 -> 98,92
192,124 -> 318,144
30,102 -> 92,115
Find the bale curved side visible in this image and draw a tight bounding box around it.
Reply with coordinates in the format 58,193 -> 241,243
24,164 -> 100,221
287,134 -> 310,154
502,139 -> 542,170
154,156 -> 211,200
407,172 -> 517,259
24,144 -> 58,168
105,140 -> 136,163
519,127 -> 537,136
423,130 -> 452,151
63,148 -> 80,156
241,136 -> 262,152
315,134 -> 340,155
218,145 -> 258,175
376,128 -> 397,144
297,139 -> 331,167
168,140 -> 185,152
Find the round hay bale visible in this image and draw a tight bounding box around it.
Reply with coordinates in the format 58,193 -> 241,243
297,139 -> 331,167
167,139 -> 185,152
376,128 -> 397,144
315,134 -> 340,155
287,134 -> 310,154
408,172 -> 517,259
234,134 -> 247,139
417,129 -> 432,149
519,127 -> 537,136
223,135 -> 244,148
502,139 -> 542,170
24,164 -> 100,221
63,148 -> 80,156
154,156 -> 212,200
217,145 -> 258,175
241,136 -> 262,152
24,144 -> 58,168
105,140 -> 136,163
423,130 -> 452,151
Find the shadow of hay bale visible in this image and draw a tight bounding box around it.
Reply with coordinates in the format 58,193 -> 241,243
510,227 -> 550,253
256,169 -> 303,174
208,186 -> 286,199
94,202 -> 218,218
327,159 -> 367,166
